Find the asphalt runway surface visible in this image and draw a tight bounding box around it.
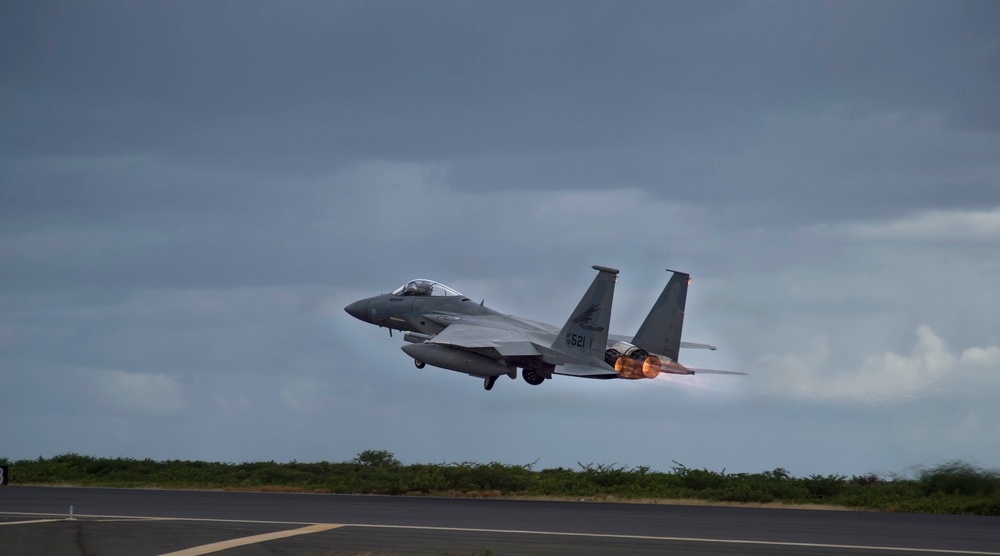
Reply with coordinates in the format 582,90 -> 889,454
1,486 -> 998,555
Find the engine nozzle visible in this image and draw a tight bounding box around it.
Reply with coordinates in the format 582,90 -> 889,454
606,341 -> 694,379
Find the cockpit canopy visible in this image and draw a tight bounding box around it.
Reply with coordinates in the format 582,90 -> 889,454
392,279 -> 463,297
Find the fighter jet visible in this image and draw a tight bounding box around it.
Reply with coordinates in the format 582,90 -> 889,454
344,265 -> 744,391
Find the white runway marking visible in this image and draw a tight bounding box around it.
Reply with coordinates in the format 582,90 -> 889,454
0,518 -> 65,526
157,523 -> 343,556
350,523 -> 1000,555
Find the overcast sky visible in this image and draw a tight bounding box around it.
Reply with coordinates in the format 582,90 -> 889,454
2,1 -> 999,477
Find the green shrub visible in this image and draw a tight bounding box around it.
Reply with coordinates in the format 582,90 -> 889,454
6,453 -> 998,515
671,462 -> 727,491
352,450 -> 401,468
802,474 -> 848,499
920,461 -> 999,497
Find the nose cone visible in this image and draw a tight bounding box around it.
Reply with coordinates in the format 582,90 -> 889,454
344,299 -> 369,321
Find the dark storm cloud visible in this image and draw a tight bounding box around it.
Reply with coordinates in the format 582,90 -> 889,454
6,2 -> 996,156
4,1 -> 996,238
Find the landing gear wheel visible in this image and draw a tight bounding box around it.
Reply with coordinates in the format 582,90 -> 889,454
522,368 -> 545,386
414,360 -> 425,369
484,375 -> 498,391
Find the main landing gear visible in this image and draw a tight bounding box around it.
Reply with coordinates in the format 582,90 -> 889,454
522,368 -> 545,386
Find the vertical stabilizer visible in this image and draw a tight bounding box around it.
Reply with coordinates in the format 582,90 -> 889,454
554,265 -> 619,359
631,270 -> 689,361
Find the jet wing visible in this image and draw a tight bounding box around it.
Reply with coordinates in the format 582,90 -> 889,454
426,321 -> 616,376
427,323 -> 543,358
607,333 -> 717,350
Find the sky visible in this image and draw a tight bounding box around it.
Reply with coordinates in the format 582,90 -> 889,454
2,1 -> 999,478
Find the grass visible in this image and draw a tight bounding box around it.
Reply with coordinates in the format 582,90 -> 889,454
2,451 -> 998,516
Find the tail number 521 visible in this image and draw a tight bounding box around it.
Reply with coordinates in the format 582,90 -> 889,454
566,333 -> 587,347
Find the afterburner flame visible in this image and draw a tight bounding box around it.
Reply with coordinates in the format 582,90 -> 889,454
642,356 -> 662,379
613,353 -> 695,379
614,357 -> 646,379
608,339 -> 699,380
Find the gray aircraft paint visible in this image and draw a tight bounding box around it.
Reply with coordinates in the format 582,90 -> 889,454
631,270 -> 689,362
345,266 -> 742,390
553,266 -> 618,361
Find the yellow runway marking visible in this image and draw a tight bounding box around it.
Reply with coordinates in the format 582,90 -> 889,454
158,523 -> 343,556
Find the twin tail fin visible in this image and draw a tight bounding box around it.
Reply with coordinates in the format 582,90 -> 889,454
553,265 -> 618,360
631,269 -> 689,362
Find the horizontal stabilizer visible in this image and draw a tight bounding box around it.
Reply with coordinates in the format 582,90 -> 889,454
680,341 -> 717,350
688,367 -> 747,376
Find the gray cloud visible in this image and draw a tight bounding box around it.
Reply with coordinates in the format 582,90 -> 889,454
2,1 -> 999,476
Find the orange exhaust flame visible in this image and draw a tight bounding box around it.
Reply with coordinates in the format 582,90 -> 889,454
614,357 -> 646,379
642,356 -> 662,379
615,355 -> 695,379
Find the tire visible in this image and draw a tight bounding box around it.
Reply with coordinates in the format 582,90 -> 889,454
522,368 -> 545,386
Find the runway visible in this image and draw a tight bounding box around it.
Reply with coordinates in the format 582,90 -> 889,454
1,486 -> 998,555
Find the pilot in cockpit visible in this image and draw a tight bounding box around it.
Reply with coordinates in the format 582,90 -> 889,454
401,280 -> 433,296
393,280 -> 462,297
